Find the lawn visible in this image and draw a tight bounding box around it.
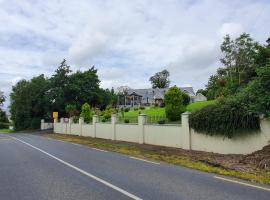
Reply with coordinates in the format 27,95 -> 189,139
186,100 -> 216,112
123,107 -> 166,117
120,100 -> 216,119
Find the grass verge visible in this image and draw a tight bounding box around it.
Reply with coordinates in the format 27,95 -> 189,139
0,129 -> 14,133
43,133 -> 270,184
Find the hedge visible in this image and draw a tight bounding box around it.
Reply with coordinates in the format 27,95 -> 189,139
189,99 -> 260,138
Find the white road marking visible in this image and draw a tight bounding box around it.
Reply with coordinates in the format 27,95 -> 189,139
214,176 -> 270,192
9,136 -> 142,200
91,148 -> 108,152
130,156 -> 160,165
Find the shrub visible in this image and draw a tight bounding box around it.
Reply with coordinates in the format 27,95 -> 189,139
157,119 -> 165,124
0,122 -> 9,129
160,102 -> 165,107
101,118 -> 106,123
165,86 -> 186,121
30,118 -> 41,129
124,119 -> 130,123
139,106 -> 145,110
134,107 -> 139,111
73,116 -> 79,123
189,99 -> 260,138
182,92 -> 190,106
124,107 -> 130,112
80,103 -> 92,123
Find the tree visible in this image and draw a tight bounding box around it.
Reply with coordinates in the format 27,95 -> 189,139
236,62 -> 270,116
80,103 -> 92,123
164,86 -> 186,121
149,69 -> 170,88
0,90 -> 8,127
205,33 -> 258,99
10,75 -> 49,130
49,59 -> 72,116
65,104 -> 78,118
196,89 -> 208,97
0,91 -> 5,106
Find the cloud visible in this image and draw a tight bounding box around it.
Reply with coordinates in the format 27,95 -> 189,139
0,0 -> 270,110
219,23 -> 244,38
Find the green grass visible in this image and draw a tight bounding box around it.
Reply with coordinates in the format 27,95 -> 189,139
44,133 -> 270,184
186,100 -> 217,112
0,129 -> 14,133
123,107 -> 166,117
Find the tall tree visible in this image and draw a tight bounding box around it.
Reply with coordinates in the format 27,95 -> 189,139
206,33 -> 259,99
149,69 -> 170,88
48,59 -> 72,116
0,91 -> 5,106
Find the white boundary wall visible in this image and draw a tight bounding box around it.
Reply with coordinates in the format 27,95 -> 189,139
49,113 -> 270,155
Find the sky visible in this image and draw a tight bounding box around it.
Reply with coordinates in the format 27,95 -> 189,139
0,0 -> 270,109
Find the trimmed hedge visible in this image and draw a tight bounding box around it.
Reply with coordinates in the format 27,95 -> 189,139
189,99 -> 260,138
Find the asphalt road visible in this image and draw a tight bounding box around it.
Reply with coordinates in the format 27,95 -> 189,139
0,133 -> 269,200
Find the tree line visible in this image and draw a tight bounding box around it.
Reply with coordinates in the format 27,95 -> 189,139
10,59 -> 117,130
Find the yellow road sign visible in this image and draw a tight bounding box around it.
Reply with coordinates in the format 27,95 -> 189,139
53,112 -> 58,119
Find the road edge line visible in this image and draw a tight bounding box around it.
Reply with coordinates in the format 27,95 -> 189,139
214,176 -> 270,192
9,136 -> 142,200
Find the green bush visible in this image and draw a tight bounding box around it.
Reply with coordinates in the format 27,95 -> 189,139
165,86 -> 186,121
0,122 -> 9,129
189,99 -> 260,138
124,107 -> 130,112
73,116 -> 79,123
139,106 -> 145,110
124,119 -> 130,123
182,92 -> 190,106
134,107 -> 139,111
30,118 -> 41,129
80,103 -> 92,123
157,119 -> 165,124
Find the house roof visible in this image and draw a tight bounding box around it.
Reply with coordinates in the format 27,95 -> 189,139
125,86 -> 195,100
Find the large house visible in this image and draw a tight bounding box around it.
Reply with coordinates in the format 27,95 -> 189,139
117,86 -> 206,107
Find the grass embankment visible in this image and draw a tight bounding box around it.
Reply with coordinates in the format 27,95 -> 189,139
44,133 -> 270,184
0,129 -> 14,133
186,100 -> 217,112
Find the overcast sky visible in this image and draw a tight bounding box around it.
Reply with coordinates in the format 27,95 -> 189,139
0,0 -> 270,109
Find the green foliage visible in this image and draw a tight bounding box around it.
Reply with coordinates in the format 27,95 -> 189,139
189,99 -> 260,138
102,106 -> 116,120
80,103 -> 92,123
10,75 -> 50,130
157,119 -> 165,124
149,69 -> 170,89
182,92 -> 190,106
206,33 -> 259,99
0,122 -> 9,129
235,63 -> 270,116
124,119 -> 130,123
124,107 -> 130,112
0,110 -> 8,123
0,91 -> 5,106
10,59 -> 115,130
139,106 -> 145,110
65,104 -> 77,117
30,118 -> 42,129
164,86 -> 186,121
